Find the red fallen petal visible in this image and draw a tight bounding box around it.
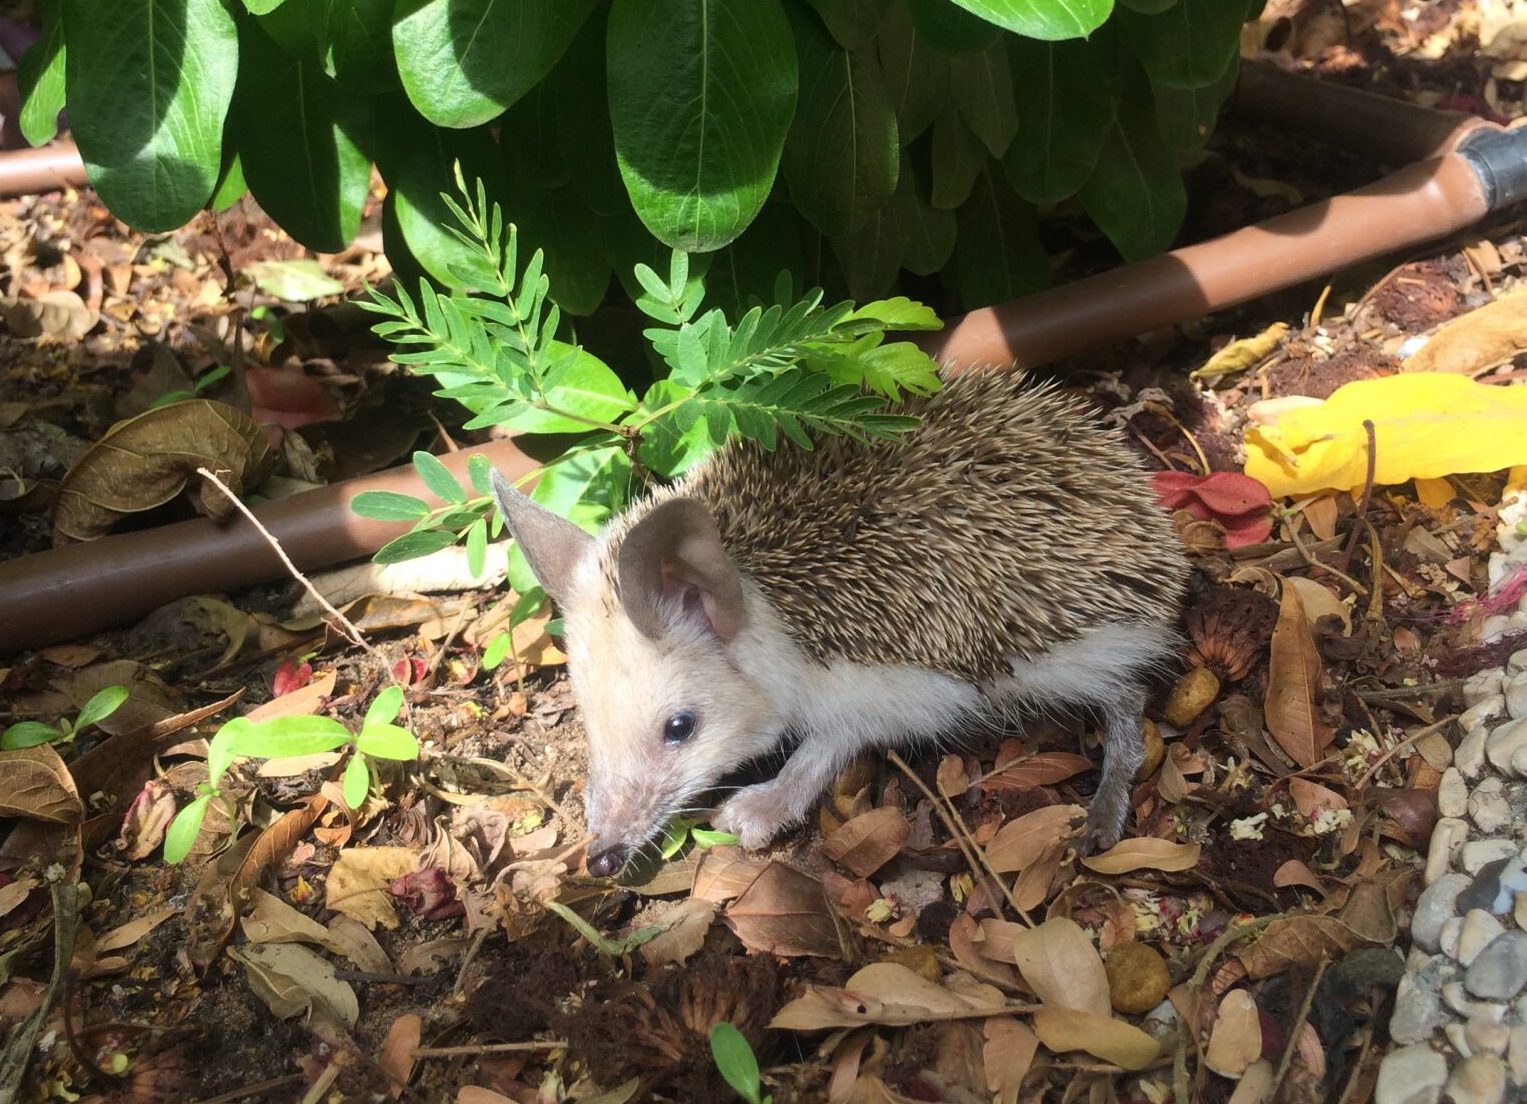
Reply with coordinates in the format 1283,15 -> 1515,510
1221,510 -> 1275,549
273,659 -> 313,697
1152,470 -> 1206,509
1189,472 -> 1275,517
245,366 -> 339,430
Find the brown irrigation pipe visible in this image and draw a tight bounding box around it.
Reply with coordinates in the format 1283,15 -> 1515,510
0,439 -> 539,655
2,71 -> 1526,654
0,141 -> 87,196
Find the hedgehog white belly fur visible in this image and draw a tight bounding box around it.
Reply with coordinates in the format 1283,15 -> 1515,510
491,370 -> 1191,877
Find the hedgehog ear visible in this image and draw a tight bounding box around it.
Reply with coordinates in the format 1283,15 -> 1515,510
489,468 -> 592,606
617,498 -> 743,643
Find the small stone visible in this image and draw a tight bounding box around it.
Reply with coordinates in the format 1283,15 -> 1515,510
1416,874 -> 1472,952
1462,839 -> 1519,875
1105,941 -> 1171,1015
1466,1018 -> 1511,1057
1512,744 -> 1527,779
1507,672 -> 1527,721
1459,910 -> 1507,966
1162,666 -> 1219,728
1443,981 -> 1507,1021
1445,1054 -> 1507,1104
1507,650 -> 1527,677
1484,615 -> 1513,643
1508,1025 -> 1527,1085
1440,768 -> 1470,819
1440,916 -> 1463,960
1458,859 -> 1520,915
1446,1022 -> 1474,1059
1393,972 -> 1449,1045
1465,932 -> 1527,1000
1469,777 -> 1513,835
1466,672 -> 1507,707
1462,695 -> 1509,732
1375,1043 -> 1448,1104
1427,819 -> 1470,884
1458,726 -> 1491,781
1486,718 -> 1527,776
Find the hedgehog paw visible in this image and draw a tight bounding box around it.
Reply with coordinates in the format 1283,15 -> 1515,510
715,783 -> 798,851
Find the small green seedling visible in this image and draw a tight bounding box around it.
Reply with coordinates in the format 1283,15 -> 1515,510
163,686 -> 420,862
709,1022 -> 770,1104
148,362 -> 233,409
659,817 -> 741,860
2,685 -> 128,750
543,900 -> 663,956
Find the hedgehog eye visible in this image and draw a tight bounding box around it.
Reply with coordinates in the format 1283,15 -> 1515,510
663,710 -> 697,745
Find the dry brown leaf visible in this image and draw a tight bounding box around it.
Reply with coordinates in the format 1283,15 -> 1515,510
821,807 -> 911,877
1265,582 -> 1330,769
985,804 -> 1084,873
381,1013 -> 421,1099
53,399 -> 274,543
228,943 -> 359,1028
639,897 -> 717,967
973,919 -> 1027,965
1303,496 -> 1338,541
457,1087 -> 519,1104
242,886 -> 332,947
1229,1059 -> 1276,1104
326,846 -> 419,930
246,670 -> 338,722
1081,838 -> 1201,875
1284,575 -> 1351,636
1404,292 -> 1527,374
0,745 -> 84,823
724,861 -> 840,958
1273,860 -> 1324,891
1289,778 -> 1347,819
1235,871 -> 1406,978
1011,919 -> 1110,1017
691,846 -> 770,904
952,916 -> 1019,986
936,755 -> 971,798
1030,1007 -> 1161,1070
1012,840 -> 1068,913
0,879 -> 39,920
983,1017 -> 1038,1104
1205,990 -> 1263,1077
95,906 -> 177,954
769,962 -> 1012,1030
981,753 -> 1094,790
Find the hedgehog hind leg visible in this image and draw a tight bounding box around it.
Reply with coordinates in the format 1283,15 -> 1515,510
1081,685 -> 1148,852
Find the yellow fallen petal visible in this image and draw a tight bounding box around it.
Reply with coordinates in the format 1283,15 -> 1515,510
1244,373 -> 1527,498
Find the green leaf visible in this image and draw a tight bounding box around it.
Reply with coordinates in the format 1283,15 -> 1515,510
608,0 -> 799,251
473,345 -> 633,434
375,529 -> 460,564
1117,0 -> 1178,12
342,754 -> 370,809
414,450 -> 467,505
1077,84 -> 1186,261
544,900 -> 665,953
1152,56 -> 1238,150
852,341 -> 943,397
930,108 -> 985,210
235,715 -> 353,761
783,11 -> 900,239
876,0 -> 948,141
692,827 -> 740,847
394,0 -> 597,127
163,794 -> 212,863
703,202 -> 807,319
530,447 -> 633,531
350,490 -> 431,521
229,20 -> 371,252
245,259 -> 345,302
710,1023 -> 764,1104
945,0 -> 1111,38
829,205 -> 904,301
17,0 -> 66,147
466,454 -> 494,497
1004,31 -> 1121,204
75,685 -> 128,731
906,0 -> 1002,53
209,155 -> 248,212
355,724 -> 420,760
1,722 -> 62,750
1120,0 -> 1248,89
64,0 -> 239,231
466,517 -> 488,578
481,630 -> 513,670
364,685 -> 405,730
803,0 -> 892,48
950,41 -> 1016,157
500,183 -> 612,316
955,164 -> 1048,308
207,716 -> 257,789
847,296 -> 940,330
637,381 -> 720,478
893,154 -> 956,275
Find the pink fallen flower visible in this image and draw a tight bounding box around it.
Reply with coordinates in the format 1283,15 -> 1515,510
1153,471 -> 1275,549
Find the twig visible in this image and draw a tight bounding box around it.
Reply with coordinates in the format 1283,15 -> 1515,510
188,1076 -> 308,1104
195,466 -> 387,669
413,1040 -> 569,1058
1353,716 -> 1457,792
1356,679 -> 1465,703
1178,914 -> 1281,1104
1281,512 -> 1368,595
1271,957 -> 1329,1096
1337,420 -> 1378,575
887,750 -> 1033,926
1308,284 -> 1333,330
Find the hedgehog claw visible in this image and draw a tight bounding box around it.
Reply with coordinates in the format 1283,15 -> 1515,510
715,782 -> 799,851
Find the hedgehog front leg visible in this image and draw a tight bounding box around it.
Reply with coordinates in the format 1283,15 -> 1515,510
713,729 -> 861,850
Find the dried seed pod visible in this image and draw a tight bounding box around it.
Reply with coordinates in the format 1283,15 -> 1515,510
1186,585 -> 1280,682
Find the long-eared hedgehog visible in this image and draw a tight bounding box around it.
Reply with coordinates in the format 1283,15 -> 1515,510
492,369 -> 1191,876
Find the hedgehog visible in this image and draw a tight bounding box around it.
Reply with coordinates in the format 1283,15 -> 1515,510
490,369 -> 1191,877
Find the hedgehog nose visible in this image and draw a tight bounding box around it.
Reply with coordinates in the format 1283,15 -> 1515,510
586,842 -> 628,878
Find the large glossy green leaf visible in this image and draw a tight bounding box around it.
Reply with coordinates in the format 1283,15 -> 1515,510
552,15 -> 626,217
1120,0 -> 1247,88
1152,56 -> 1238,150
608,0 -> 798,251
804,0 -> 893,48
894,153 -> 955,275
17,0 -> 65,146
950,40 -> 1016,157
955,165 -> 1047,308
228,22 -> 371,252
503,183 -> 612,316
259,0 -> 397,91
1077,86 -> 1186,261
946,0 -> 1111,39
877,0 -> 949,142
63,0 -> 238,231
831,202 -> 905,300
783,12 -> 899,239
705,202 -> 807,318
394,0 -> 598,127
930,107 -> 984,210
1004,30 -> 1121,204
907,0 -> 1001,52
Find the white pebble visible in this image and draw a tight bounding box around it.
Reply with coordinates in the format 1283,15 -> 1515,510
1447,1022 -> 1474,1059
1462,695 -> 1508,732
1462,839 -> 1520,876
1458,725 -> 1491,781
1465,932 -> 1527,1000
1467,671 -> 1508,706
1440,916 -> 1463,960
1508,1025 -> 1527,1086
1459,909 -> 1507,967
1466,1018 -> 1511,1057
1507,650 -> 1527,677
1483,615 -> 1514,642
1506,672 -> 1527,721
1439,768 -> 1470,819
1485,718 -> 1527,776
1469,777 -> 1513,835
1415,874 -> 1472,953
1375,1043 -> 1448,1104
1445,1053 -> 1507,1104
1443,980 -> 1508,1021
1427,818 -> 1470,884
